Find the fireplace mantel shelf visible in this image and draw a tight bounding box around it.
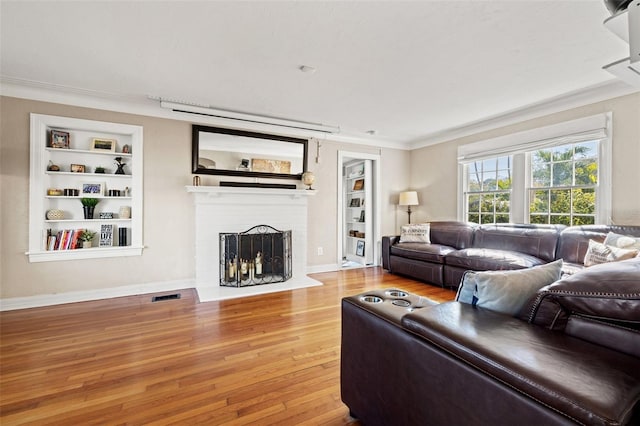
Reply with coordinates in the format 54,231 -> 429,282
186,185 -> 317,198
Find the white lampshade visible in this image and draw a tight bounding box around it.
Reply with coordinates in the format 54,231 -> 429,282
399,191 -> 419,206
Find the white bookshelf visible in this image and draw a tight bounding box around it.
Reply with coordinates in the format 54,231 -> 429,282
28,114 -> 144,262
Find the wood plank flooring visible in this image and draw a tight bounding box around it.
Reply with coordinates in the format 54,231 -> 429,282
0,267 -> 455,425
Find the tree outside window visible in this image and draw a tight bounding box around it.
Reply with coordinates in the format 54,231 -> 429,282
529,141 -> 598,225
465,156 -> 511,224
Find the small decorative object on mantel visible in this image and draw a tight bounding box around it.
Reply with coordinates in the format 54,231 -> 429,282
114,157 -> 126,175
302,171 -> 315,190
193,175 -> 201,186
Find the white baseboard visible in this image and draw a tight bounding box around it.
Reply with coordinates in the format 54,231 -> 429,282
306,263 -> 341,274
0,279 -> 196,311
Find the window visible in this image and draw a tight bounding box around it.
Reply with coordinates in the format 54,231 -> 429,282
465,156 -> 512,224
529,141 -> 598,225
458,113 -> 611,225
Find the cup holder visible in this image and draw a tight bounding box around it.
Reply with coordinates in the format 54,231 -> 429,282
392,299 -> 411,307
360,295 -> 383,304
385,290 -> 408,298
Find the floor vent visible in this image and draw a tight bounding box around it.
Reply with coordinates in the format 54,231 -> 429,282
152,293 -> 181,302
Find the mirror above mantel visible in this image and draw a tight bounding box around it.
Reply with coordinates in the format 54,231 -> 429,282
192,125 -> 308,180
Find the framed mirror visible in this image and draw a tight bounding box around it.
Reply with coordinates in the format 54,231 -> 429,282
192,125 -> 308,180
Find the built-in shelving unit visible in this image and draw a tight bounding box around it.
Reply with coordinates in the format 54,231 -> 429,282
343,160 -> 373,265
28,114 -> 144,262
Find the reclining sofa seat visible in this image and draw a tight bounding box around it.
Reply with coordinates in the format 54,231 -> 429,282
341,258 -> 640,425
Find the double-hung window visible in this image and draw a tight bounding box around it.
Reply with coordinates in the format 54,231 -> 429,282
458,113 -> 611,225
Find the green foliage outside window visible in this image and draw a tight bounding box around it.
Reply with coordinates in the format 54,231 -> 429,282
529,141 -> 598,226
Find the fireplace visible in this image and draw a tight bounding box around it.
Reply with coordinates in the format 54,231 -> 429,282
220,225 -> 292,287
186,185 -> 321,302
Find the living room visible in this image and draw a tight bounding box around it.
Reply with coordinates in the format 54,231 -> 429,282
1,1 -> 640,424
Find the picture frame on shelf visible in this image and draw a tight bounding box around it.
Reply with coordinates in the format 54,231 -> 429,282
50,130 -> 70,149
359,210 -> 365,222
70,164 -> 85,173
353,179 -> 364,191
356,240 -> 365,257
91,138 -> 116,152
99,224 -> 114,247
81,182 -> 104,195
350,198 -> 361,207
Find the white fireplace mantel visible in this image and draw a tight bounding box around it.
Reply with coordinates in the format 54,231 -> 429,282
186,185 -> 320,301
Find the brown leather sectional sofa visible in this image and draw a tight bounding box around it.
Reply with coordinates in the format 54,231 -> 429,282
341,258 -> 640,425
382,222 -> 640,288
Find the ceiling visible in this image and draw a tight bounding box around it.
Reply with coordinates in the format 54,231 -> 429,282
0,1 -> 634,148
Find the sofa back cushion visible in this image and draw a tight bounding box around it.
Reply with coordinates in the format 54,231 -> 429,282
556,225 -> 640,265
522,258 -> 640,358
428,221 -> 476,250
472,224 -> 564,263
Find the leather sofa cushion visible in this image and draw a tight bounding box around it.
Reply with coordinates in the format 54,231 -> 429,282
445,248 -> 546,270
429,221 -> 476,249
402,302 -> 640,426
391,242 -> 456,263
557,225 -> 640,265
473,224 -> 563,262
523,258 -> 640,357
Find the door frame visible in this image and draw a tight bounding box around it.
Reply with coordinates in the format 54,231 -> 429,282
337,150 -> 382,267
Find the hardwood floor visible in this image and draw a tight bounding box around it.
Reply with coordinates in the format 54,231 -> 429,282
1,267 -> 455,425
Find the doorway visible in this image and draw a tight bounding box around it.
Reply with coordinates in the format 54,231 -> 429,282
337,151 -> 381,269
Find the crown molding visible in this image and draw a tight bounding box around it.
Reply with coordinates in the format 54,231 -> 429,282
0,77 -> 405,149
2,76 -> 637,152
408,79 -> 640,150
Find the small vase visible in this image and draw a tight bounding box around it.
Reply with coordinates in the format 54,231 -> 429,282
83,241 -> 92,249
83,206 -> 95,219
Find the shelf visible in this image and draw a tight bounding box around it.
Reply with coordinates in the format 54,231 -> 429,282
44,219 -> 132,223
46,147 -> 132,157
45,196 -> 132,200
46,171 -> 131,178
27,246 -> 144,262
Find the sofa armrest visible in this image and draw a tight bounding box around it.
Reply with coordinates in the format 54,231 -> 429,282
381,235 -> 400,270
523,258 -> 640,357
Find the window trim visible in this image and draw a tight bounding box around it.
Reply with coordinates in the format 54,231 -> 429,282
457,113 -> 612,225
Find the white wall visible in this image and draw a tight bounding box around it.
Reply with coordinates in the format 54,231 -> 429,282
409,92 -> 640,225
0,96 -> 410,299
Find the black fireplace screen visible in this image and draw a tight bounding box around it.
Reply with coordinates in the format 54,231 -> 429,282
220,225 -> 292,287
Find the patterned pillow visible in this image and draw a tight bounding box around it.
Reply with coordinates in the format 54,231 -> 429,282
399,223 -> 430,243
583,239 -> 638,267
603,231 -> 640,250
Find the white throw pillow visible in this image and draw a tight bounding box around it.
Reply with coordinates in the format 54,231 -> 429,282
583,239 -> 638,267
456,260 -> 563,316
399,223 -> 430,243
603,231 -> 640,251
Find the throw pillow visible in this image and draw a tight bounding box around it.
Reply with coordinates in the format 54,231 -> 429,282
603,231 -> 640,251
583,239 -> 638,267
457,260 -> 563,316
399,223 -> 430,243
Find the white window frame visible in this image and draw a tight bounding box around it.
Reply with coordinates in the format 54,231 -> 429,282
457,113 -> 612,225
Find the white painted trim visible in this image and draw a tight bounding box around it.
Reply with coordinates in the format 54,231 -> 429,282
2,78 -> 637,151
0,79 -> 401,148
0,279 -> 196,311
411,80 -> 638,149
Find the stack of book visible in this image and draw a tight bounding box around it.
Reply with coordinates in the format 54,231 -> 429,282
46,229 -> 82,250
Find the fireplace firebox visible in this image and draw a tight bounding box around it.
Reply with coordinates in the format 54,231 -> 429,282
220,225 -> 292,287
